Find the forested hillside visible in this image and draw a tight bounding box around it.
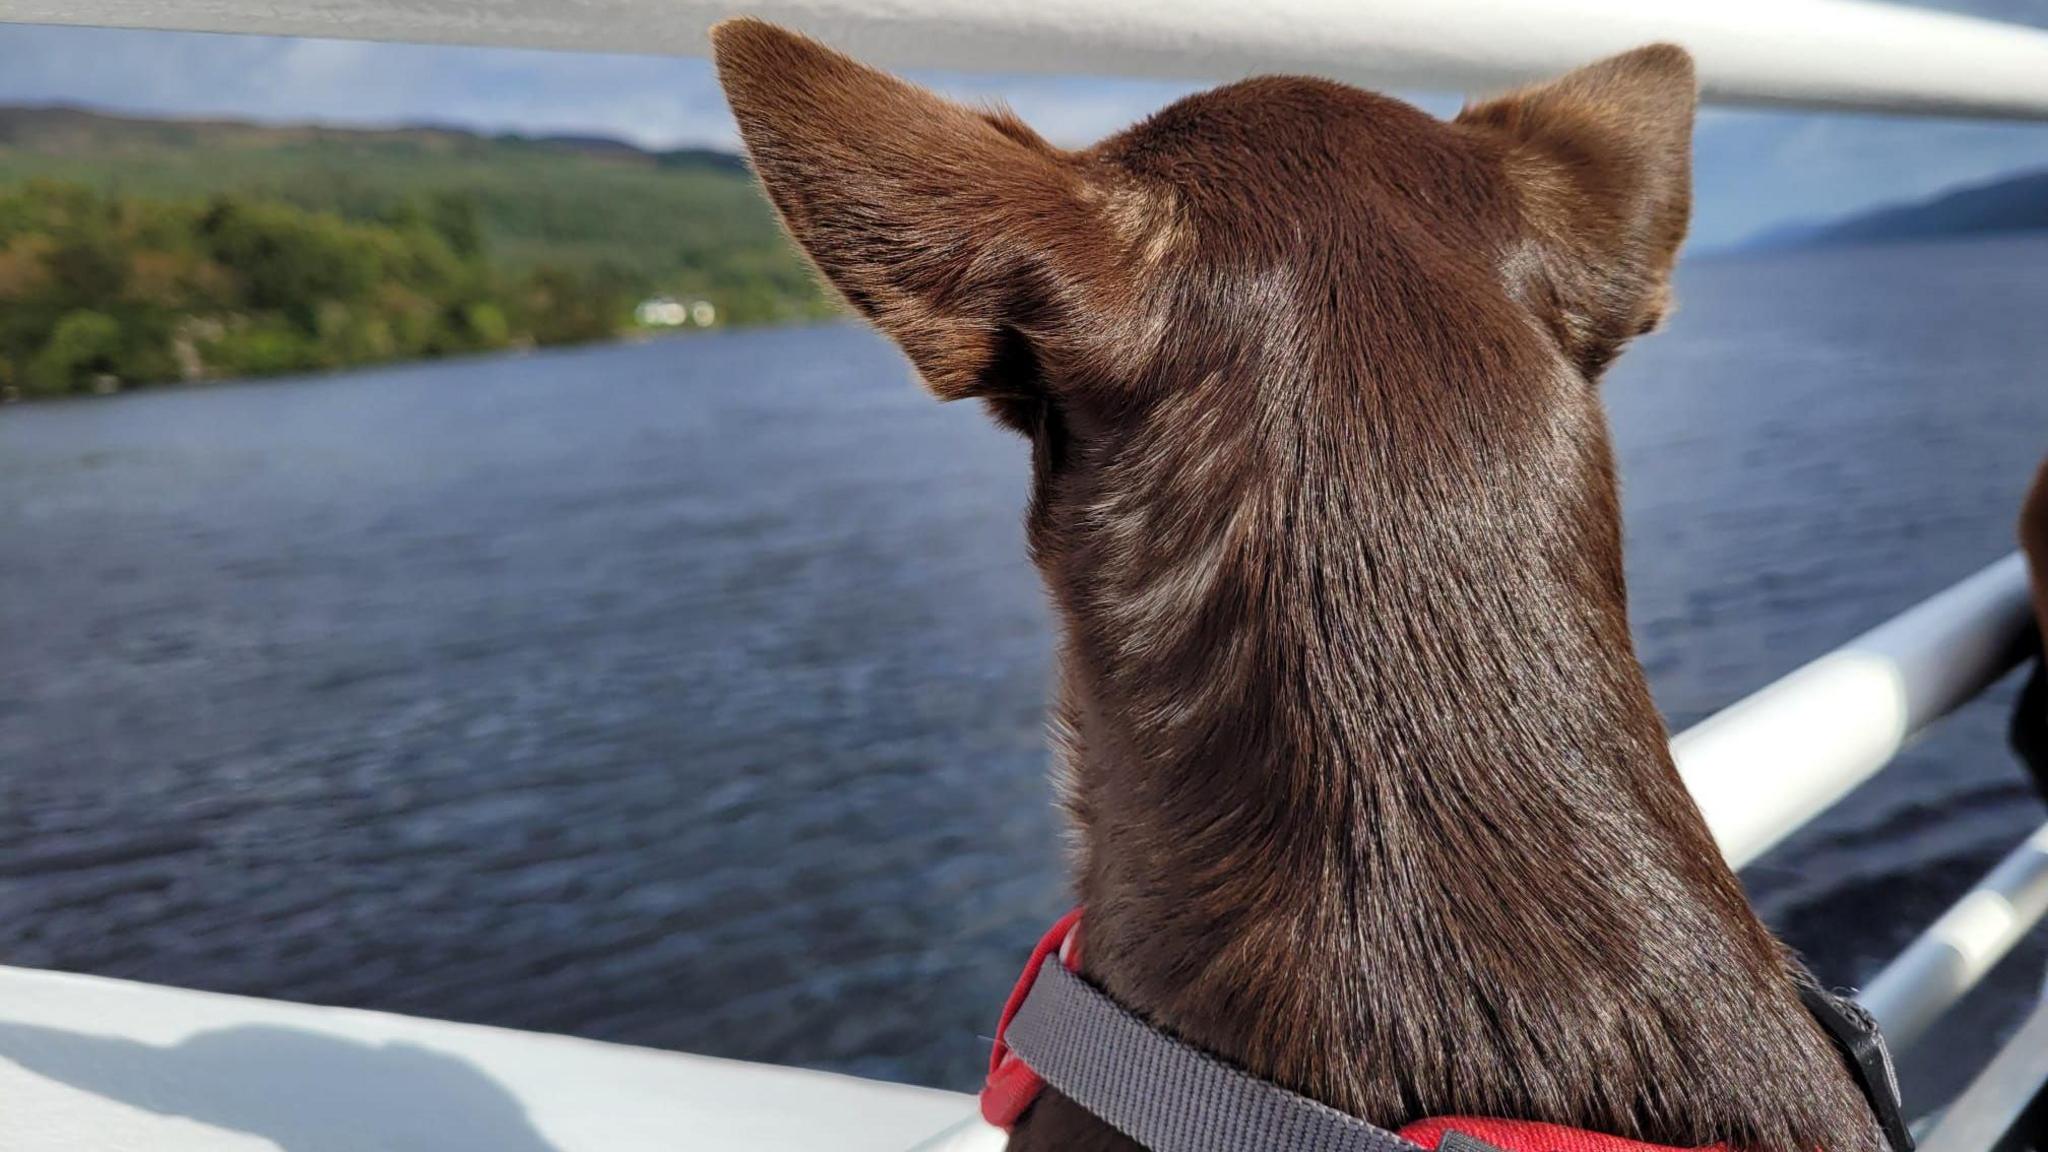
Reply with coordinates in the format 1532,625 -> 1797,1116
0,107 -> 835,397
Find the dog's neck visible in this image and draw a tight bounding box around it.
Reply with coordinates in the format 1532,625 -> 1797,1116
1024,363 -> 1872,1151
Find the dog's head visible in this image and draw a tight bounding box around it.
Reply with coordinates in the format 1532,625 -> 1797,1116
713,16 -> 1690,541
713,18 -> 1695,776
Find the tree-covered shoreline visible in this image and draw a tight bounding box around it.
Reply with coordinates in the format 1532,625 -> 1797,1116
0,107 -> 838,400
1,181 -> 606,397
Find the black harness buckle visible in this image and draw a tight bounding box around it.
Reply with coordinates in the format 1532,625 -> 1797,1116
1798,969 -> 1914,1152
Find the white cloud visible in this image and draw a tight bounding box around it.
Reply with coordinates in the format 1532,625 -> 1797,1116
912,71 -> 1199,147
0,24 -> 742,148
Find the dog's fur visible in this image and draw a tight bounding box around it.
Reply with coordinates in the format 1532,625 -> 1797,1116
712,21 -> 1876,1152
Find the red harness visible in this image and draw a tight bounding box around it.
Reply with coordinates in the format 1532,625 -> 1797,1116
981,910 -> 1825,1152
982,907 -> 1086,1129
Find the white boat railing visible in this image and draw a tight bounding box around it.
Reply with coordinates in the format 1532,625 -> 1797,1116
1919,996 -> 2048,1152
1861,821 -> 2048,1051
1678,554 -> 2035,871
3,0 -> 2048,1147
1658,552 -> 2044,1055
16,0 -> 2048,120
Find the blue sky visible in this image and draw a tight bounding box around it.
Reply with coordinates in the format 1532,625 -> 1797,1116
1,4 -> 2046,248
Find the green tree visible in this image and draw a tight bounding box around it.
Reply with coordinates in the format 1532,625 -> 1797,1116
0,175 -> 758,398
27,309 -> 122,395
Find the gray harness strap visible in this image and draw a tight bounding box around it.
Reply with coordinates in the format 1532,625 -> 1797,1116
999,943 -> 1905,1152
1004,957 -> 1427,1152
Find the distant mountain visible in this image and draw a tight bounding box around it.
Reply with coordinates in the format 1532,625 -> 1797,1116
0,105 -> 827,325
1746,168 -> 2048,250
0,105 -> 747,174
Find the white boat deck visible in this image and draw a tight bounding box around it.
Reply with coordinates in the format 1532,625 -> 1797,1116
0,964 -> 992,1152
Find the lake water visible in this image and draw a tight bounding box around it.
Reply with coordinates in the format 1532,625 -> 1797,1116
2,236 -> 2046,1110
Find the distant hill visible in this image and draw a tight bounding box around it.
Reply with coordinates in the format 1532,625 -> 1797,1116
1746,168 -> 2048,251
0,105 -> 829,326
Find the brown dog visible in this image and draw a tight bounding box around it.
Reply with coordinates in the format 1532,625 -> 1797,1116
712,21 -> 1876,1152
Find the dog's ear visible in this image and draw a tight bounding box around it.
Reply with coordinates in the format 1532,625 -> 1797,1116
711,19 -> 1138,413
1458,44 -> 1696,375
